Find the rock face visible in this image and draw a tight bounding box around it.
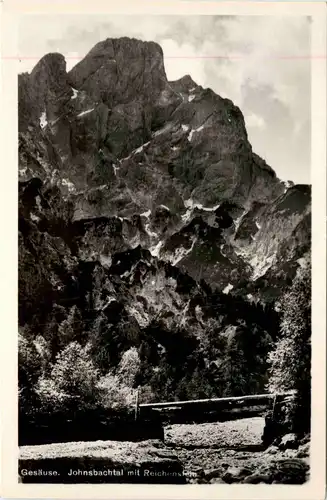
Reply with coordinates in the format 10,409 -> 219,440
18,37 -> 311,401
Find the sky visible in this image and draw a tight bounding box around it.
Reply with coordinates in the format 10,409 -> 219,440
18,15 -> 311,184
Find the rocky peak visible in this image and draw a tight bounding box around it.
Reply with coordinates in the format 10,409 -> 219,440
30,52 -> 68,85
18,36 -> 310,303
169,74 -> 198,94
68,37 -> 168,110
19,53 -> 72,132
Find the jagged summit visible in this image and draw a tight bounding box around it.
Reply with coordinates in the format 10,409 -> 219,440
31,52 -> 67,74
169,74 -> 198,92
68,37 -> 167,107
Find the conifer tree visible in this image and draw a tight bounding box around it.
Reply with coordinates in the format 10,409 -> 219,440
268,261 -> 311,434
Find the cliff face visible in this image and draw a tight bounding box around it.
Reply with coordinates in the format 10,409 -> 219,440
18,38 -> 310,401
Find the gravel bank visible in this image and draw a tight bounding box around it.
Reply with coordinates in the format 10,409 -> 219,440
164,417 -> 265,448
163,418 -> 310,484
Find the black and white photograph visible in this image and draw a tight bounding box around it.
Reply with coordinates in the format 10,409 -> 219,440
1,1 -> 325,497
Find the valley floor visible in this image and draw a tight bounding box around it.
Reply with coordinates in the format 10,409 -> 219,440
19,417 -> 310,485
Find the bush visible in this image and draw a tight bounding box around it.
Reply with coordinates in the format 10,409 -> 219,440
18,333 -> 48,415
18,333 -> 42,389
117,347 -> 141,386
36,341 -> 101,413
97,373 -> 137,411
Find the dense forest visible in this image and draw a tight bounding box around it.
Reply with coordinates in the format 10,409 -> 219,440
19,244 -> 311,437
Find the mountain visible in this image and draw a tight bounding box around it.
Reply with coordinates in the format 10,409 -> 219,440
18,38 -> 311,403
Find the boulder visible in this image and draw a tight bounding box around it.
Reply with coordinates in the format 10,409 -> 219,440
204,468 -> 222,480
299,434 -> 310,446
210,477 -> 226,484
222,466 -> 252,483
284,449 -> 298,458
264,445 -> 279,455
279,433 -> 299,450
191,467 -> 204,479
243,473 -> 272,484
268,458 -> 309,484
296,442 -> 310,458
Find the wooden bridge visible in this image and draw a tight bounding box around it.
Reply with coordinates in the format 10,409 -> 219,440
136,391 -> 296,424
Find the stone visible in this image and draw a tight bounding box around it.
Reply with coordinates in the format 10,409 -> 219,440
188,478 -> 199,484
221,462 -> 230,469
191,467 -> 204,478
265,445 -> 279,455
222,466 -> 252,483
299,434 -> 310,446
284,449 -> 297,458
279,433 -> 299,450
269,458 -> 309,484
243,473 -> 272,484
296,442 -> 310,458
204,468 -> 221,480
210,477 -> 226,484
